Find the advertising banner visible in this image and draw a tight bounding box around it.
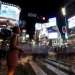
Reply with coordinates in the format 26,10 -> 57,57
62,26 -> 67,33
48,32 -> 58,39
68,16 -> 75,28
49,17 -> 57,26
0,4 -> 20,20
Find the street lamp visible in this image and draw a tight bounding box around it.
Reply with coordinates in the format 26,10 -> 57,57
61,7 -> 68,43
62,7 -> 66,16
61,7 -> 67,29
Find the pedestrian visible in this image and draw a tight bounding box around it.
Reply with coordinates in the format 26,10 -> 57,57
6,26 -> 24,75
0,46 -> 1,60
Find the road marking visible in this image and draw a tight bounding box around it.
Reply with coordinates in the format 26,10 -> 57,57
47,58 -> 75,73
42,62 -> 68,75
29,61 -> 47,75
45,59 -> 69,70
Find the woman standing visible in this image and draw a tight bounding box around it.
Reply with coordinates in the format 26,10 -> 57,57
7,26 -> 24,75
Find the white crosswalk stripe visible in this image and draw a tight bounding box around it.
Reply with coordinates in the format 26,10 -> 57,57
47,58 -> 69,64
47,58 -> 75,73
48,58 -> 75,65
45,59 -> 69,70
42,62 -> 68,75
29,61 -> 47,75
28,58 -> 75,75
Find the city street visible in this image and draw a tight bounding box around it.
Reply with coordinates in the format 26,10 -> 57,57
0,56 -> 75,75
0,0 -> 75,75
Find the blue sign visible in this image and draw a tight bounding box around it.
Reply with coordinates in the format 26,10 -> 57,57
18,20 -> 22,24
48,29 -> 57,33
28,13 -> 36,17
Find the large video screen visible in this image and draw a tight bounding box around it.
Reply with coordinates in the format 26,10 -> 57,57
48,17 -> 57,27
68,16 -> 75,28
48,32 -> 58,39
0,4 -> 20,21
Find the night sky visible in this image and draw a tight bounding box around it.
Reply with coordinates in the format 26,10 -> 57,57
2,0 -> 64,39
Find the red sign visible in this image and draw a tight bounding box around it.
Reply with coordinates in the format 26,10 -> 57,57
62,26 -> 67,33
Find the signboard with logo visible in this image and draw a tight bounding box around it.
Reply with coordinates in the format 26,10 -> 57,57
0,4 -> 20,21
28,13 -> 36,17
68,16 -> 75,28
49,17 -> 57,27
62,26 -> 67,33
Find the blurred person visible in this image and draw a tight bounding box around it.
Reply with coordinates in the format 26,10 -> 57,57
6,26 -> 24,75
0,46 -> 1,60
2,46 -> 7,59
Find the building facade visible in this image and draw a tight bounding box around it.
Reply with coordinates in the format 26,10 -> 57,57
64,0 -> 75,44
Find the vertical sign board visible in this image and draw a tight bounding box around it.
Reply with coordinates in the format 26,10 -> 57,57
62,26 -> 67,33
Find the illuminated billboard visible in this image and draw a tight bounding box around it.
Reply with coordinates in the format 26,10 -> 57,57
68,16 -> 75,28
35,23 -> 42,30
48,30 -> 58,39
62,26 -> 67,33
0,4 -> 20,21
42,23 -> 49,28
40,28 -> 48,38
48,17 -> 57,27
48,32 -> 58,39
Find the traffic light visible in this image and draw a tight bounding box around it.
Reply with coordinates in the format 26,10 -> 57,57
42,17 -> 45,20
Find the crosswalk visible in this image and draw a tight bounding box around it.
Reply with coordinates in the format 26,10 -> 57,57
26,58 -> 75,75
0,57 -> 75,75
29,61 -> 47,75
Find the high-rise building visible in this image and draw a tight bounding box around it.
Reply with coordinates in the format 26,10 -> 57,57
64,0 -> 75,42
